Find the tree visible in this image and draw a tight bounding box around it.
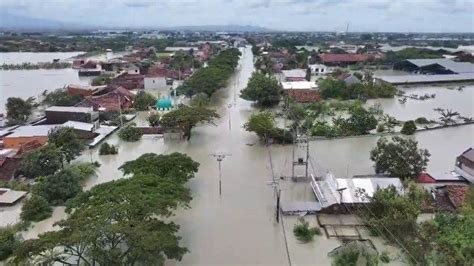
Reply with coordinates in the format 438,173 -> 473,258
147,113 -> 161,127
42,89 -> 83,107
293,218 -> 320,242
48,127 -> 83,164
119,152 -> 199,184
20,195 -> 52,222
370,136 -> 430,179
190,93 -> 210,107
14,153 -> 199,265
344,106 -> 378,135
0,226 -> 19,261
133,92 -> 156,111
118,124 -> 143,142
160,106 -> 220,140
32,163 -> 96,206
240,72 -> 281,106
401,120 -> 417,135
6,97 -> 34,125
243,111 -> 276,141
99,142 -> 118,155
20,145 -> 63,178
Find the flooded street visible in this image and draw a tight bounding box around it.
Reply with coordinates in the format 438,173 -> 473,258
0,47 -> 473,265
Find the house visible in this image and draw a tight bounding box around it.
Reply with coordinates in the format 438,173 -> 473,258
78,61 -> 103,76
454,147 -> 474,183
429,185 -> 470,213
164,46 -> 199,52
393,59 -> 474,75
66,84 -> 106,98
285,90 -> 321,103
72,59 -> 86,69
2,124 -> 58,148
417,171 -> 468,184
308,64 -> 331,75
0,157 -> 22,181
107,73 -> 144,90
45,106 -> 99,124
125,64 -> 140,75
310,173 -> 403,214
0,188 -> 27,206
338,73 -> 361,85
318,54 -> 375,66
281,81 -> 318,91
76,87 -> 135,112
281,69 -> 307,81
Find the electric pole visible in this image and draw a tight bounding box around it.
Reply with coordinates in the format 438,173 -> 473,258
210,153 -> 232,196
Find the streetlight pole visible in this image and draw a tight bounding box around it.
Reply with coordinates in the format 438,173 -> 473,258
210,153 -> 232,196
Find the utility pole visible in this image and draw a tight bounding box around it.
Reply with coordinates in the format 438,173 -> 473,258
210,153 -> 231,196
118,95 -> 123,127
276,189 -> 281,223
292,132 -> 310,181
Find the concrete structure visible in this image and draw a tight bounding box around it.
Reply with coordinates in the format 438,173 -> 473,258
125,64 -> 140,75
309,64 -> 331,75
144,75 -> 167,91
0,188 -> 27,206
281,69 -> 307,81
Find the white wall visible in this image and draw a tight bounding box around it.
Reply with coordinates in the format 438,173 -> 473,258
309,64 -> 332,75
144,77 -> 166,91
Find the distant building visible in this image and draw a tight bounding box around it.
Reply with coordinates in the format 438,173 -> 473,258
66,84 -> 106,98
2,125 -> 57,148
308,64 -> 332,75
393,59 -> 474,75
338,73 -> 361,85
164,46 -> 199,52
318,53 -> 375,66
76,87 -> 135,112
281,81 -> 318,90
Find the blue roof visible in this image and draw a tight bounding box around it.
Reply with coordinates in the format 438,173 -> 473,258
156,98 -> 172,109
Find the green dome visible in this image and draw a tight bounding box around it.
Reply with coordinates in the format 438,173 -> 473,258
156,98 -> 173,110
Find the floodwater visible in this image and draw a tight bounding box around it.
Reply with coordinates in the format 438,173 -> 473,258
1,46 -> 473,265
0,52 -> 85,64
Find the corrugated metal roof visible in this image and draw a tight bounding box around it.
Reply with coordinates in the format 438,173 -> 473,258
282,69 -> 307,78
46,106 -> 94,113
374,73 -> 474,84
406,59 -> 474,74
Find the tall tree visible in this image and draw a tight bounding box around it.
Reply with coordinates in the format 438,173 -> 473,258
48,127 -> 83,164
6,97 -> 35,125
160,106 -> 219,140
240,72 -> 281,106
370,136 -> 430,179
243,111 -> 276,141
20,145 -> 63,178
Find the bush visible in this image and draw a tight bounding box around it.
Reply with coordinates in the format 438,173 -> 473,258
415,117 -> 430,124
0,226 -> 19,261
293,218 -> 321,242
118,124 -> 143,142
401,120 -> 417,135
133,92 -> 156,111
377,124 -> 385,132
379,251 -> 390,263
20,195 -> 52,222
91,74 -> 112,86
99,142 -> 119,155
148,113 -> 161,127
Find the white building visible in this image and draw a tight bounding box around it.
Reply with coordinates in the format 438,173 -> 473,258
281,81 -> 318,91
309,64 -> 332,75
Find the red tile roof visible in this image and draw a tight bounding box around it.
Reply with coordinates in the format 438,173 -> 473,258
0,157 -> 21,181
447,185 -> 469,209
286,89 -> 321,103
320,54 -> 373,63
16,140 -> 43,156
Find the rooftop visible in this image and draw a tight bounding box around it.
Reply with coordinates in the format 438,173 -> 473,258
405,59 -> 474,74
319,53 -> 373,63
281,81 -> 317,90
282,69 -> 307,78
374,73 -> 474,85
6,124 -> 59,138
46,106 -> 94,113
459,147 -> 474,162
0,188 -> 27,205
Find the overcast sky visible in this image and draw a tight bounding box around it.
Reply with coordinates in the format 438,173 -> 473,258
1,0 -> 473,32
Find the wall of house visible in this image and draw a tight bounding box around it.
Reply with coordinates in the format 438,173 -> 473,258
3,136 -> 48,149
144,77 -> 167,91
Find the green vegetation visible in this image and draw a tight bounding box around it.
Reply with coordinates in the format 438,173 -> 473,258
319,78 -> 397,100
293,218 -> 321,242
0,227 -> 19,261
240,72 -> 281,106
41,89 -> 83,107
32,163 -> 96,206
133,92 -> 156,111
118,124 -> 143,142
401,120 -> 417,135
20,145 -> 63,178
370,136 -> 430,179
20,195 -> 53,222
13,153 -> 198,265
99,142 -> 119,155
0,62 -> 71,70
311,106 -> 377,137
160,106 -> 220,140
379,252 -> 390,263
91,73 -> 113,86
415,117 -> 430,124
332,244 -> 379,266
177,48 -> 241,97
48,127 -> 84,164
382,47 -> 444,64
190,93 -> 210,107
5,97 -> 35,125
244,111 -> 293,144
147,113 -> 161,127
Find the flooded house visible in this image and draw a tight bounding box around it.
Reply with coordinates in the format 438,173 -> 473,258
281,81 -> 321,103
310,174 -> 404,214
454,147 -> 474,183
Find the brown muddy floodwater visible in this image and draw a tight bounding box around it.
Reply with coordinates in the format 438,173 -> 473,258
1,47 -> 473,265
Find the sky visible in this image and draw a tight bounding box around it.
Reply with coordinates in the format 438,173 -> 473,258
1,0 -> 473,32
